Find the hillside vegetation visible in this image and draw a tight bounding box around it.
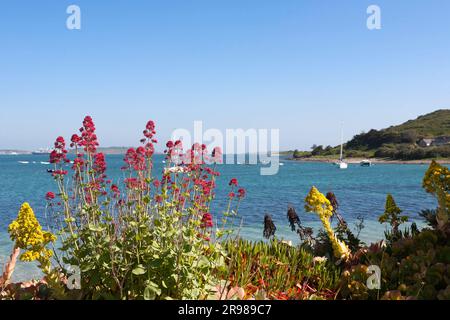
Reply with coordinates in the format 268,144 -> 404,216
293,109 -> 450,160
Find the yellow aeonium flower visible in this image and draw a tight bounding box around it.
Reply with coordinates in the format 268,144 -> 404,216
304,187 -> 350,261
422,161 -> 449,228
304,186 -> 334,217
8,202 -> 56,264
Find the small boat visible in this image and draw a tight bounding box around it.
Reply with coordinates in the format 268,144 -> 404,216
360,159 -> 373,167
336,161 -> 348,169
164,166 -> 186,174
18,161 -> 29,164
335,124 -> 348,169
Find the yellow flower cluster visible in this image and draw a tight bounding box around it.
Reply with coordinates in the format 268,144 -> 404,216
304,186 -> 334,217
304,187 -> 350,261
423,160 -> 450,194
423,161 -> 449,228
8,202 -> 56,264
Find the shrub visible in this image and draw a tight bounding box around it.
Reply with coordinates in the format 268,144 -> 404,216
42,116 -> 245,299
378,194 -> 409,243
340,161 -> 450,300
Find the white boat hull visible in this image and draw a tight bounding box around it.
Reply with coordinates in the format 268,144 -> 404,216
338,162 -> 348,169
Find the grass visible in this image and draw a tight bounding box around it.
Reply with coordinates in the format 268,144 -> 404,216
220,239 -> 341,299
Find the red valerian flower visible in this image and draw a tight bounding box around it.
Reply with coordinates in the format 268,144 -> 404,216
70,134 -> 80,148
50,136 -> 69,164
153,179 -> 161,188
144,142 -> 154,157
45,192 -> 55,200
77,116 -> 99,153
72,157 -> 85,171
123,147 -> 146,171
52,170 -> 68,176
124,177 -> 145,190
238,188 -> 246,199
228,192 -> 235,198
200,212 -> 213,228
146,120 -> 156,133
229,178 -> 238,186
111,184 -> 120,197
93,153 -> 107,175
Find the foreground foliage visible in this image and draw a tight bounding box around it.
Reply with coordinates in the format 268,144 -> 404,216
0,116 -> 448,300
221,239 -> 340,300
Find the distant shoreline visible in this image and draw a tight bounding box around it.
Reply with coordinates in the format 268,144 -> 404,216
0,149 -> 165,156
287,156 -> 450,165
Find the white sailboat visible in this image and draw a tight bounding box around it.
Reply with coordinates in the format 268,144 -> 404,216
336,124 -> 348,169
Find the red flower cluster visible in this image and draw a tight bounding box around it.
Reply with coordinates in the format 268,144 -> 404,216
227,178 -> 245,200
124,177 -> 146,190
52,170 -> 68,176
93,153 -> 107,175
72,154 -> 85,171
45,191 -> 55,200
229,178 -> 238,187
142,120 -> 157,157
71,116 -> 99,153
152,179 -> 161,188
123,148 -> 146,171
143,120 -> 156,140
121,120 -> 158,193
46,116 -> 247,250
184,143 -> 209,166
201,213 -> 213,228
50,136 -> 69,164
70,134 -> 80,147
165,139 -> 183,164
111,184 -> 120,198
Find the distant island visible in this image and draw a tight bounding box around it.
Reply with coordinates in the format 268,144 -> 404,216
0,150 -> 31,155
0,147 -> 138,156
285,109 -> 450,162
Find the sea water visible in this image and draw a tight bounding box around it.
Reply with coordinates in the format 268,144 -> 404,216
0,154 -> 439,282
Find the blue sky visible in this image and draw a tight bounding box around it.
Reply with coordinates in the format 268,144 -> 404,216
0,0 -> 449,151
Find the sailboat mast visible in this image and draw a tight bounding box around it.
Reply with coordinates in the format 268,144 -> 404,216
339,123 -> 344,161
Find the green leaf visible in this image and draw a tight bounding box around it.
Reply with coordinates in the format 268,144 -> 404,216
132,265 -> 146,275
144,281 -> 161,300
144,287 -> 155,300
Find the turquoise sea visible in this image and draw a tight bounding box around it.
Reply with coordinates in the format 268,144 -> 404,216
0,154 -> 439,282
